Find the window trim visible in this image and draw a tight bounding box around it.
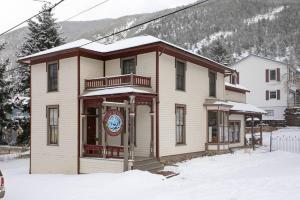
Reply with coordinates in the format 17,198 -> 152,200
175,104 -> 186,145
175,59 -> 186,91
120,56 -> 137,75
46,105 -> 59,146
209,70 -> 217,98
46,61 -> 59,92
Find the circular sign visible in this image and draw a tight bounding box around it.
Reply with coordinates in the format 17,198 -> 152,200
103,109 -> 124,136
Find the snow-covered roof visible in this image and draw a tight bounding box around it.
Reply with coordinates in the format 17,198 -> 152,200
81,86 -> 155,97
232,54 -> 290,67
212,100 -> 266,114
19,35 -> 233,72
225,82 -> 250,92
227,101 -> 267,114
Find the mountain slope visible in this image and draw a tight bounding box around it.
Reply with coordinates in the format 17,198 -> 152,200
1,0 -> 300,69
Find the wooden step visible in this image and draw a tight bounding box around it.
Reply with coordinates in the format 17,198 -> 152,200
133,157 -> 164,173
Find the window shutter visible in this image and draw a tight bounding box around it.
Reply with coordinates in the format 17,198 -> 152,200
237,72 -> 240,84
277,90 -> 280,100
266,90 -> 269,100
277,68 -> 280,81
266,69 -> 269,82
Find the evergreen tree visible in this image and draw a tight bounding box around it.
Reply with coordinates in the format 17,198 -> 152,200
16,4 -> 65,96
200,39 -> 234,66
0,43 -> 12,144
13,4 -> 65,144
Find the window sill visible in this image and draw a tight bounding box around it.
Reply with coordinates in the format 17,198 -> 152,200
175,143 -> 186,146
47,90 -> 59,93
47,144 -> 59,146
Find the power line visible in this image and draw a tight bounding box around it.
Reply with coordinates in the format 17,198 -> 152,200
62,0 -> 110,22
0,0 -> 66,38
5,0 -> 210,74
79,0 -> 209,48
3,0 -> 111,74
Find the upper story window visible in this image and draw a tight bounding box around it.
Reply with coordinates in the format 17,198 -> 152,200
47,61 -> 58,92
266,68 -> 280,82
209,71 -> 217,97
270,69 -> 276,81
121,57 -> 136,75
175,59 -> 186,91
47,105 -> 59,145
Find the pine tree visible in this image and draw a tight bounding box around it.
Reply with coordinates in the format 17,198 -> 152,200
13,4 -> 65,144
200,39 -> 234,66
16,4 -> 65,96
0,43 -> 12,144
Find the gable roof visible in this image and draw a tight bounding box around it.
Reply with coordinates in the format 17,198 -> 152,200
231,54 -> 289,67
18,35 -> 233,73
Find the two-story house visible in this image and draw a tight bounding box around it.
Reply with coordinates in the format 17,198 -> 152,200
19,35 -> 265,174
231,54 -> 297,124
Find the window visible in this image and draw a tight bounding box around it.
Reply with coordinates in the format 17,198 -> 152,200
176,60 -> 186,91
269,69 -> 276,81
47,62 -> 58,92
229,121 -> 240,143
47,105 -> 59,145
209,71 -> 217,97
270,91 -> 277,99
175,104 -> 186,144
208,111 -> 218,143
121,57 -> 136,74
265,110 -> 274,117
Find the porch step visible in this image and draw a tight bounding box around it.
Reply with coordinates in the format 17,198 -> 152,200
133,157 -> 164,173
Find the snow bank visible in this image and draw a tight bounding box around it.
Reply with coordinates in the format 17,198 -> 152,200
2,126 -> 300,200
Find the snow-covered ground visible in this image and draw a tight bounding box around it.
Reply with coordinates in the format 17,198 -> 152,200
1,127 -> 300,200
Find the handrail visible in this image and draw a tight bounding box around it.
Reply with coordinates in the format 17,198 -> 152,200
85,74 -> 151,89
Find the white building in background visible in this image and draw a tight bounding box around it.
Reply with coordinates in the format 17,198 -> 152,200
231,54 -> 297,122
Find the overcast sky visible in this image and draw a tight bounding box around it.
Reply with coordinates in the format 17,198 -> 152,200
0,0 -> 197,33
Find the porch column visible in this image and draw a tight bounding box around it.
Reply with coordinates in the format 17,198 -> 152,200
251,115 -> 255,150
129,95 -> 135,160
102,98 -> 107,158
150,98 -> 155,157
217,110 -> 220,151
259,115 -> 263,145
98,102 -> 102,145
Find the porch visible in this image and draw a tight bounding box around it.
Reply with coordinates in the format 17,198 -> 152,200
80,74 -> 159,173
204,100 -> 266,151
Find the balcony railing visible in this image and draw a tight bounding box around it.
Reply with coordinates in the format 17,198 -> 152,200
85,74 -> 151,89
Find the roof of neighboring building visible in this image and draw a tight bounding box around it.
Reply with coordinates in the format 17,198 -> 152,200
231,54 -> 293,68
225,82 -> 250,93
18,35 -> 233,73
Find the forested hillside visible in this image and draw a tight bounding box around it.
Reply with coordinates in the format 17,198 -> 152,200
1,0 -> 300,68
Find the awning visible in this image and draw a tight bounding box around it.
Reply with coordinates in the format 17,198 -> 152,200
204,99 -> 266,115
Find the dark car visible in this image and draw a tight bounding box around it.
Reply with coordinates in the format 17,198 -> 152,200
0,170 -> 4,199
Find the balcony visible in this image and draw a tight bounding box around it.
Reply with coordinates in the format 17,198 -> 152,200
85,74 -> 151,90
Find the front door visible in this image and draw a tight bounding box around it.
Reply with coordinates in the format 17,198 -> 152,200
87,115 -> 96,145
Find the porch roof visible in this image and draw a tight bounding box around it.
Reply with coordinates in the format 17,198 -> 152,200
204,99 -> 267,115
80,86 -> 156,98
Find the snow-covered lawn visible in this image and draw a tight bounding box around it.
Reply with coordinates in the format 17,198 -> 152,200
1,127 -> 300,200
